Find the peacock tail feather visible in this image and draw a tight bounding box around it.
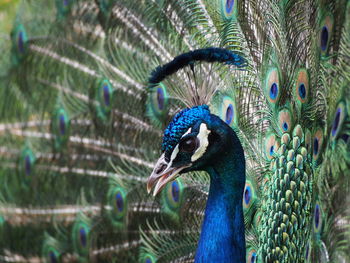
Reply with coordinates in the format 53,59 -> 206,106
0,0 -> 349,262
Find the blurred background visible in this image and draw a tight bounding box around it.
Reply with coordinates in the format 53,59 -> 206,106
0,0 -> 19,34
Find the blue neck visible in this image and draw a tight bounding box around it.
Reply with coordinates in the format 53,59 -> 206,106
194,134 -> 246,263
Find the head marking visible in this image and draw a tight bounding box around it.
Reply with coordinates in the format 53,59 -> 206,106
191,123 -> 211,162
162,105 -> 210,160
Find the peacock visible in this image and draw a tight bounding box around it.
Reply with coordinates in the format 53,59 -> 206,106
0,0 -> 349,262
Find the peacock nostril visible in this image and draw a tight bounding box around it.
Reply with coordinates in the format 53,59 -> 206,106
156,163 -> 167,174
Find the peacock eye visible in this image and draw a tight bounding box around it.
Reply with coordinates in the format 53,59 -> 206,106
179,137 -> 199,153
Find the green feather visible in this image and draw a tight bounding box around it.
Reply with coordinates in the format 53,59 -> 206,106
0,0 -> 349,262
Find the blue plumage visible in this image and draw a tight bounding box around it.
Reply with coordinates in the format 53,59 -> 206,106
195,141 -> 246,262
162,105 -> 210,155
226,0 -> 235,13
148,48 -> 246,86
320,26 -> 329,51
150,104 -> 246,262
1,1 -> 350,262
269,83 -> 278,100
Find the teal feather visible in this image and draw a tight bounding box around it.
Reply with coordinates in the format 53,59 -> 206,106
42,234 -> 63,263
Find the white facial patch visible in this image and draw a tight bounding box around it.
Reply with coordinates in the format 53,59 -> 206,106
170,144 -> 179,163
163,128 -> 190,168
181,128 -> 192,138
168,128 -> 192,163
191,123 -> 211,162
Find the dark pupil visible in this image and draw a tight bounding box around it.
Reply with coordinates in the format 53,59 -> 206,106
145,258 -> 152,263
172,181 -> 179,202
25,155 -> 31,176
103,85 -> 110,106
270,83 -> 278,99
63,0 -> 69,6
157,87 -> 164,110
79,227 -> 87,247
226,0 -> 234,13
283,122 -> 288,131
315,205 -> 320,228
18,31 -> 24,53
305,244 -> 309,259
299,83 -> 306,99
269,145 -> 274,156
116,193 -> 123,212
49,251 -> 57,263
332,108 -> 341,136
251,253 -> 257,263
180,138 -> 197,152
321,26 -> 329,51
244,187 -> 251,204
225,104 -> 233,124
59,114 -> 65,135
313,138 -> 319,155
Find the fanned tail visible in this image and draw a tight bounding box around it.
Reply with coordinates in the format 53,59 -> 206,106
0,0 -> 349,262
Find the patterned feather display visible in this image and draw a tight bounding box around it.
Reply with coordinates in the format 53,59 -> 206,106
0,0 -> 349,262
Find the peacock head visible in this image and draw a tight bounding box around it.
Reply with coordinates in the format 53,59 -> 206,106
147,105 -> 241,196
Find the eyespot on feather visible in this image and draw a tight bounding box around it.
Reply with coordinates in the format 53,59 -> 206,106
265,68 -> 281,104
48,250 -> 59,263
92,78 -> 113,123
246,249 -> 257,263
304,129 -> 312,153
331,101 -> 346,140
15,25 -> 27,54
243,180 -> 256,210
278,108 -> 293,134
143,253 -> 156,263
220,96 -> 237,127
305,241 -> 311,262
108,186 -> 128,227
319,14 -> 333,55
147,83 -> 169,125
163,179 -> 183,212
72,218 -> 90,257
221,0 -> 238,20
42,235 -> 62,263
52,108 -> 70,150
24,151 -> 34,176
11,23 -> 28,63
98,79 -> 113,114
312,128 -> 324,162
313,203 -> 322,234
294,69 -> 309,104
19,147 -> 36,183
265,133 -> 278,160
253,211 -> 262,226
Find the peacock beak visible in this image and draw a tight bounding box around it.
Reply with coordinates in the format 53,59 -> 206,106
147,154 -> 190,196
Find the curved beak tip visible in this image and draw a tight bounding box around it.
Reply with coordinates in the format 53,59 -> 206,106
147,165 -> 191,197
147,154 -> 191,196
